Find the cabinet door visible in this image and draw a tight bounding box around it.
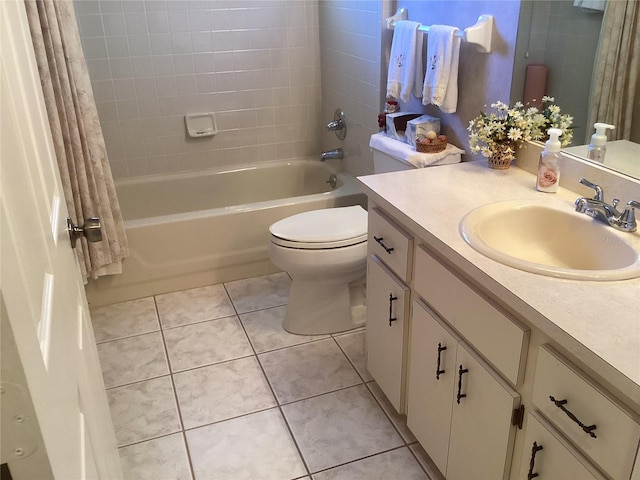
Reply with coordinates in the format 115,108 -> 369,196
447,342 -> 520,480
519,411 -> 604,480
366,255 -> 410,413
407,300 -> 459,476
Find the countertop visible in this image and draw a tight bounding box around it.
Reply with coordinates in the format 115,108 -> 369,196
358,161 -> 640,407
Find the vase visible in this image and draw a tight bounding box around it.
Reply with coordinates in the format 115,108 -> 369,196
488,143 -> 516,170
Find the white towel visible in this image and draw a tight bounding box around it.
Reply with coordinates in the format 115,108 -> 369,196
422,25 -> 461,113
369,132 -> 464,168
386,21 -> 424,103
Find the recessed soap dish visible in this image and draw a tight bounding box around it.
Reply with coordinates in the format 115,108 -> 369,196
185,113 -> 217,138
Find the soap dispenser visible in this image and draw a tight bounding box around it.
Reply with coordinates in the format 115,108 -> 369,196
587,123 -> 615,162
536,128 -> 562,193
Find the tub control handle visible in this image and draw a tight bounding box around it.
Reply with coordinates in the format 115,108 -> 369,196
373,236 -> 394,254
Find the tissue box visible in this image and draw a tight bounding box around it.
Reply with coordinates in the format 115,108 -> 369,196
406,115 -> 441,146
385,112 -> 422,141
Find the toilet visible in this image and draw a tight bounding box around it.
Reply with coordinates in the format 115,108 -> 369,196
268,205 -> 368,335
269,139 -> 460,334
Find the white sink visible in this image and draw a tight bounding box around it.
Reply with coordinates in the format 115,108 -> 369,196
459,200 -> 640,281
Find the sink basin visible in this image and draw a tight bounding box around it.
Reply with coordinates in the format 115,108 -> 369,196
459,200 -> 640,281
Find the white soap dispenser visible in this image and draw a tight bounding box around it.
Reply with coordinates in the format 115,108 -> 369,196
587,123 -> 615,162
536,128 -> 562,193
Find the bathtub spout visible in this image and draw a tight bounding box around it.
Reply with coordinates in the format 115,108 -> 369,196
321,148 -> 343,161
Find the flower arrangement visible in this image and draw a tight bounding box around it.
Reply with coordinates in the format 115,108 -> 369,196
468,96 -> 573,168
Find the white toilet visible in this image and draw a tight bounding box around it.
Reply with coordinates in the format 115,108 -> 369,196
268,205 -> 368,335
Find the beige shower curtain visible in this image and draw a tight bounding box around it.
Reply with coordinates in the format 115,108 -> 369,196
24,0 -> 128,279
587,0 -> 640,142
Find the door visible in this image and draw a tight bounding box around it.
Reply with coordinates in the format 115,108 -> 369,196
0,2 -> 122,479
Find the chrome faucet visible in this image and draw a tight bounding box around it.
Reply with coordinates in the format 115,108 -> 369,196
321,148 -> 343,161
574,178 -> 640,232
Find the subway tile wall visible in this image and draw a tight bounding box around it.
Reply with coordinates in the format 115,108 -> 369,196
75,0 -> 322,180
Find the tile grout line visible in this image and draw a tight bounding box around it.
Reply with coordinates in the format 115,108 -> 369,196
222,281 -> 314,479
153,295 -> 198,480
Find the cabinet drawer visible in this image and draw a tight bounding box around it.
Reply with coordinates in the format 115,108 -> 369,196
532,345 -> 640,480
519,411 -> 604,480
368,207 -> 413,282
366,255 -> 410,413
414,245 -> 528,386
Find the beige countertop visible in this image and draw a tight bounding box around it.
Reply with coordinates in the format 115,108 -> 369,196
358,161 -> 640,407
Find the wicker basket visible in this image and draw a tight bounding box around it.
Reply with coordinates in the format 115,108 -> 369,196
416,140 -> 447,154
487,143 -> 516,169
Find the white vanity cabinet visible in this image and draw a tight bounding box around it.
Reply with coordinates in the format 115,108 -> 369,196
518,411 -> 605,480
408,294 -> 521,480
366,207 -> 413,413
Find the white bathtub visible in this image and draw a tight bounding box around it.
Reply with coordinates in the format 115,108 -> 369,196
85,159 -> 367,306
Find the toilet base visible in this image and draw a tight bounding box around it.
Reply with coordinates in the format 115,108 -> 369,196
283,277 -> 366,335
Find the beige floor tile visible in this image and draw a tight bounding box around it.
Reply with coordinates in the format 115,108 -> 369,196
334,329 -> 373,382
240,305 -> 328,353
97,331 -> 169,388
224,272 -> 291,314
174,356 -> 276,429
282,385 -> 403,473
107,376 -> 181,446
312,447 -> 428,480
163,316 -> 253,372
118,433 -> 192,480
186,408 -> 307,480
366,381 -> 417,444
156,284 -> 235,328
90,297 -> 159,343
259,338 -> 361,404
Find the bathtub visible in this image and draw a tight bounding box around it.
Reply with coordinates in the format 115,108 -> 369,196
85,159 -> 367,306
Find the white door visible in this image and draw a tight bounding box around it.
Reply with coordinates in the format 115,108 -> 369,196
0,2 -> 122,479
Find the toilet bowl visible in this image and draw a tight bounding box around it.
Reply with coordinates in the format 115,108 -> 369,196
268,205 -> 368,335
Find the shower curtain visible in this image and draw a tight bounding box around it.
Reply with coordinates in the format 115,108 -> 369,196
24,0 -> 128,279
587,0 -> 640,142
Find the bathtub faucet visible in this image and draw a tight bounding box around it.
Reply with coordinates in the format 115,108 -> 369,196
321,148 -> 343,161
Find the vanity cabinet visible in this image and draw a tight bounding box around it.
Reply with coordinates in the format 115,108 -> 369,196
366,207 -> 413,413
518,411 -> 604,480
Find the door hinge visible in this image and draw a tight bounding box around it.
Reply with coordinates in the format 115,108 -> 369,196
512,404 -> 525,429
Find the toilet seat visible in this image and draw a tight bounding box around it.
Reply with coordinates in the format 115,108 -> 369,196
270,206 -> 367,250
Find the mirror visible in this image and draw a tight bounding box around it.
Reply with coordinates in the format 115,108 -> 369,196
511,0 -> 640,180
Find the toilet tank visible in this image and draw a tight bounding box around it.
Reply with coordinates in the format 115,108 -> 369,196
372,148 -> 417,173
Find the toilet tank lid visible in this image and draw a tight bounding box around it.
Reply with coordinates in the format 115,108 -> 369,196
269,206 -> 367,243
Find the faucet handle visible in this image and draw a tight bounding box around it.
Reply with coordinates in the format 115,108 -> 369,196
578,178 -> 604,202
619,200 -> 640,233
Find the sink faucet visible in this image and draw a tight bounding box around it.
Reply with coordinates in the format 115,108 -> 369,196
574,178 -> 640,232
321,148 -> 343,161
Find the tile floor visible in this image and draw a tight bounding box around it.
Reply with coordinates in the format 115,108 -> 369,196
90,272 -> 433,480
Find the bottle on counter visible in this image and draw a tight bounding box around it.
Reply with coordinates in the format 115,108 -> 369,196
587,123 -> 615,163
536,128 -> 562,193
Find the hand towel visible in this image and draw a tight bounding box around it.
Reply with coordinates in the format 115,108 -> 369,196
386,20 -> 424,103
369,132 -> 463,168
422,25 -> 461,113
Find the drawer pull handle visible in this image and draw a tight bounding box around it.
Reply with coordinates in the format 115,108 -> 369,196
388,294 -> 398,326
373,236 -> 394,254
549,396 -> 597,438
456,365 -> 469,404
436,343 -> 447,380
527,441 -> 543,480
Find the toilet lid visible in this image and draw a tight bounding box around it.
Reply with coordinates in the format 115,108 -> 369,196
269,206 -> 368,245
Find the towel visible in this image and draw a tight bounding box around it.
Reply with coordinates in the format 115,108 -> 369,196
422,25 -> 461,113
573,0 -> 606,12
369,132 -> 464,168
386,20 -> 424,103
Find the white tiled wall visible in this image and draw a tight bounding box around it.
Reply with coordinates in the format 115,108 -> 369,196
75,0 -> 322,179
319,0 -> 384,176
